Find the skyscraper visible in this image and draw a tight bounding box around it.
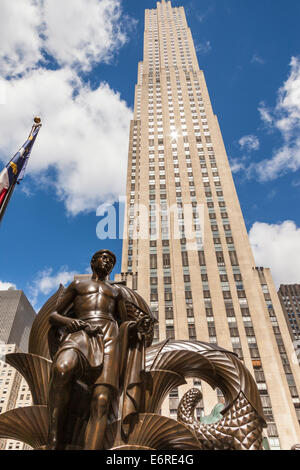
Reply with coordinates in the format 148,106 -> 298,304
0,289 -> 36,352
278,285 -> 300,341
119,0 -> 300,450
278,284 -> 300,363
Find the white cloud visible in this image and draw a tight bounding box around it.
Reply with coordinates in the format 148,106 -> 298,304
229,157 -> 246,174
235,58 -> 300,181
42,0 -> 130,71
0,0 -> 132,77
29,267 -> 77,306
0,0 -> 134,215
255,57 -> 300,181
258,102 -> 274,126
254,139 -> 300,181
0,0 -> 43,78
275,56 -> 300,138
0,67 -> 132,214
195,41 -> 211,55
0,281 -> 17,291
239,135 -> 260,151
251,54 -> 265,65
249,220 -> 300,288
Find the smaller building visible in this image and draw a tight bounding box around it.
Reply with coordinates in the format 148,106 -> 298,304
0,289 -> 36,352
278,284 -> 300,364
0,344 -> 32,450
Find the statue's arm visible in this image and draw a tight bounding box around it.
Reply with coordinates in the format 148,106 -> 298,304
49,282 -> 79,328
117,293 -> 155,346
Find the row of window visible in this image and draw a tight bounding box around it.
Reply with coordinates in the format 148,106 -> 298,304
260,278 -> 300,419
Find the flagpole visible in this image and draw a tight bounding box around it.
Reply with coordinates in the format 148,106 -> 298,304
0,180 -> 17,225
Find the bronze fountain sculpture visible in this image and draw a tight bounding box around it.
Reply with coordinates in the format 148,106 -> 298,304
0,250 -> 267,450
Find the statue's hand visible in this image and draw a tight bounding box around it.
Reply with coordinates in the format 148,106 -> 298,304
65,319 -> 87,334
135,317 -> 155,341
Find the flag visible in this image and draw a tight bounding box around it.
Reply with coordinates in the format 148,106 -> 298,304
0,118 -> 42,222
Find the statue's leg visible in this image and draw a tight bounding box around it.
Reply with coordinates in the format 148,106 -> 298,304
48,349 -> 81,450
84,384 -> 111,450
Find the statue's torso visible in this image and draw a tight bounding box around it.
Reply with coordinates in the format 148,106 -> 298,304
72,280 -> 120,321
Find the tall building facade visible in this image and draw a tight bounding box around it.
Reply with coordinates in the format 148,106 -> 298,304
120,0 -> 300,450
0,289 -> 36,352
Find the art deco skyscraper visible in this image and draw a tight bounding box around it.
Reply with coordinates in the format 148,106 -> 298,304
120,0 -> 300,449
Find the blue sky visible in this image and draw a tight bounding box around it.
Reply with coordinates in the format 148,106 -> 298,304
0,0 -> 300,310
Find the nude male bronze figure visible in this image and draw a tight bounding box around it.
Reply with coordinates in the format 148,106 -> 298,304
0,254 -> 267,450
47,249 -> 153,450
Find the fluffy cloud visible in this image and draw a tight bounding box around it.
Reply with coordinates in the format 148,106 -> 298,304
0,281 -> 17,290
42,0 -> 130,71
229,157 -> 247,174
239,135 -> 260,151
0,0 -> 43,77
233,57 -> 300,181
29,267 -> 77,306
249,220 -> 300,288
0,0 -> 132,77
276,56 -> 300,137
255,57 -> 300,181
0,68 -> 132,214
254,139 -> 300,181
258,102 -> 273,126
0,0 -> 134,215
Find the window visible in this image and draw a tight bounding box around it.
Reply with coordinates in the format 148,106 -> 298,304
268,437 -> 280,449
166,325 -> 175,339
150,254 -> 157,269
186,308 -> 194,317
229,251 -> 239,266
267,423 -> 278,437
169,388 -> 178,398
198,251 -> 206,266
250,348 -> 260,359
254,370 -> 265,382
163,253 -> 171,268
181,251 -> 189,267
165,307 -> 173,319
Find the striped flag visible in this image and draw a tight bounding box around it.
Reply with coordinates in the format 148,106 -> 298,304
0,118 -> 42,223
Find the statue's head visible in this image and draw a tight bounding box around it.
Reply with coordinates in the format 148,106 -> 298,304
91,250 -> 116,278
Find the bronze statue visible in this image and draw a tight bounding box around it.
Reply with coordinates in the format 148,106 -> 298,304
0,250 -> 267,450
47,249 -> 155,450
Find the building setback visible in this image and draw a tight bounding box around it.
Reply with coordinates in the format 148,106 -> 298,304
119,0 -> 300,450
0,289 -> 36,352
